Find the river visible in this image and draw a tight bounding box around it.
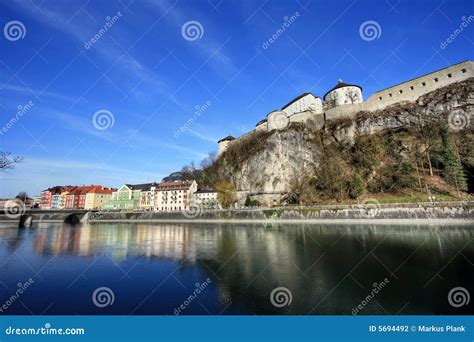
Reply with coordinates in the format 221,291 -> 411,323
0,222 -> 472,315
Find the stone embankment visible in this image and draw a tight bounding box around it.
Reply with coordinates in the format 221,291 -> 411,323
0,202 -> 472,225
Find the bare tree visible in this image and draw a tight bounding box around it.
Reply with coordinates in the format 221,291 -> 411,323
345,90 -> 360,104
0,151 -> 23,171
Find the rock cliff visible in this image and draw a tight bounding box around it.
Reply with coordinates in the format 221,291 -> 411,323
216,78 -> 473,203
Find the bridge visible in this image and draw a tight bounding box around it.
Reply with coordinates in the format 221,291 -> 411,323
0,209 -> 98,228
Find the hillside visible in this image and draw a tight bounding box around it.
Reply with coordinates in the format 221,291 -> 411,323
204,78 -> 473,205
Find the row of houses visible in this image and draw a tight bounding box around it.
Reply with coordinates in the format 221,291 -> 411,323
40,185 -> 116,210
39,180 -> 219,211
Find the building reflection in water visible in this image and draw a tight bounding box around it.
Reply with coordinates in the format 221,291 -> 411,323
1,222 -> 472,315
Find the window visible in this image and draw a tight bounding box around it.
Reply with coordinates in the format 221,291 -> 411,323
461,68 -> 466,73
399,90 -> 403,94
410,86 -> 414,90
379,96 -> 382,100
422,82 -> 426,86
389,93 -> 392,97
447,73 -> 452,78
434,78 -> 438,82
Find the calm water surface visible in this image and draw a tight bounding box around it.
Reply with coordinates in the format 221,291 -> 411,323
0,222 -> 472,315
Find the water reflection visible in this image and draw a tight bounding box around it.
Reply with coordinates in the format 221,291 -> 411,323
0,222 -> 472,315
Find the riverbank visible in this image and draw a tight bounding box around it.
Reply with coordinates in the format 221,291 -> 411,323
1,201 -> 472,225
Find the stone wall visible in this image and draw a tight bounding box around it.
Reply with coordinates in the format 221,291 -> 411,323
325,103 -> 364,121
364,60 -> 473,111
73,202 -> 474,222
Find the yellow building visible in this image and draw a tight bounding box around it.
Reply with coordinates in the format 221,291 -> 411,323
84,187 -> 115,210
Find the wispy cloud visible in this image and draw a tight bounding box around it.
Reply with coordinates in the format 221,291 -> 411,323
7,0 -> 169,98
187,128 -> 217,143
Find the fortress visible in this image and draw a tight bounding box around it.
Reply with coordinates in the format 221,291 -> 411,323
218,60 -> 474,155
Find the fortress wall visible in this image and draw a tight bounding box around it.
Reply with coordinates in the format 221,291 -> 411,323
255,122 -> 267,131
325,103 -> 363,121
364,61 -> 474,111
288,110 -> 312,123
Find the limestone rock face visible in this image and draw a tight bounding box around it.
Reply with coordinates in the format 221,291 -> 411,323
232,128 -> 321,195
221,79 -> 473,203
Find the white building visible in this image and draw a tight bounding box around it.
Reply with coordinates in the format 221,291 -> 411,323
193,189 -> 220,209
217,60 -> 474,155
281,92 -> 323,115
155,180 -> 198,212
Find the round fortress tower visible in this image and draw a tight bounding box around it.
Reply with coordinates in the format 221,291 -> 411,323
323,80 -> 363,107
267,110 -> 289,131
217,135 -> 235,156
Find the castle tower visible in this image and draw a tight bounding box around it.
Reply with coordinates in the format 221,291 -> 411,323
267,110 -> 289,131
217,135 -> 235,156
323,80 -> 363,107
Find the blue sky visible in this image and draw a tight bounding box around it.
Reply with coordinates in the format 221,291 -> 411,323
0,0 -> 472,197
